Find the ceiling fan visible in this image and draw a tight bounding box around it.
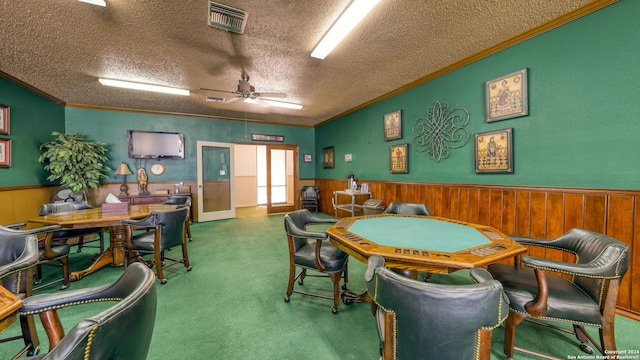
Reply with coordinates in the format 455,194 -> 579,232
201,74 -> 287,107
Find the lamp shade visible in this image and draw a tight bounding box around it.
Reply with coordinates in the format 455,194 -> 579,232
114,162 -> 133,175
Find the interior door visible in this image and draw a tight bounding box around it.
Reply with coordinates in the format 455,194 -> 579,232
197,141 -> 235,221
266,144 -> 298,214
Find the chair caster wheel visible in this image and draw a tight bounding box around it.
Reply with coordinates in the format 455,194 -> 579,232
27,345 -> 40,356
160,279 -> 167,284
284,295 -> 290,302
341,284 -> 347,290
298,279 -> 303,285
331,306 -> 338,314
579,343 -> 593,354
186,266 -> 192,272
60,284 -> 69,290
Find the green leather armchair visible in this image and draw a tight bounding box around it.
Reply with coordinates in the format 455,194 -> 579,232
488,228 -> 630,359
0,228 -> 41,357
365,255 -> 508,360
18,263 -> 157,359
122,207 -> 191,284
283,209 -> 346,314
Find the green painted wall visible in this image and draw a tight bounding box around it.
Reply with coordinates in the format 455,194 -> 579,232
65,108 -> 315,182
0,78 -> 65,186
316,0 -> 640,190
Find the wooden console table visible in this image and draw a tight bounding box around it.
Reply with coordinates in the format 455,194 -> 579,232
118,193 -> 191,205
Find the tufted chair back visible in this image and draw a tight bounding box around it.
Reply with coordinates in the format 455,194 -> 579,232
365,255 -> 508,360
382,202 -> 433,216
19,263 -> 157,359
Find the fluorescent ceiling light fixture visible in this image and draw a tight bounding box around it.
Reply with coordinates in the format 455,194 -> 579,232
311,0 -> 381,59
98,78 -> 190,96
77,0 -> 106,6
262,99 -> 303,110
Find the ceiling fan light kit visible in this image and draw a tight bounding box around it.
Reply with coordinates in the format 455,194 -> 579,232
311,0 -> 381,59
98,78 -> 190,96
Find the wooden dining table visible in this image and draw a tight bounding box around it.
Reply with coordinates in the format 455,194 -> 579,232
29,204 -> 176,281
0,285 -> 22,334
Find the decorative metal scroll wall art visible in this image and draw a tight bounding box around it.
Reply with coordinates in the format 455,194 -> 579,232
411,101 -> 470,163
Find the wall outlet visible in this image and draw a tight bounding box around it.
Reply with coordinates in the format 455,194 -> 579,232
345,153 -> 353,162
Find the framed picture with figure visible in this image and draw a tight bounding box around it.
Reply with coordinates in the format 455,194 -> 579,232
384,110 -> 402,141
390,143 -> 408,174
0,138 -> 12,167
323,146 -> 334,169
474,128 -> 513,173
485,68 -> 528,122
0,104 -> 9,135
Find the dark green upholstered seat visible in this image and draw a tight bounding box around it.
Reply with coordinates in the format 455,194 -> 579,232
283,209 -> 346,313
122,207 -> 191,284
488,228 -> 630,359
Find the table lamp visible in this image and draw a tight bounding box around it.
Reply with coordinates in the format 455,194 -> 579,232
114,162 -> 133,196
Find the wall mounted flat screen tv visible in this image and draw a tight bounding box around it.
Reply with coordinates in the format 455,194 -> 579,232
127,130 -> 184,159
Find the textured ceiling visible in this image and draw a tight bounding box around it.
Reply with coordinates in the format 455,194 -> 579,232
0,0 -> 601,127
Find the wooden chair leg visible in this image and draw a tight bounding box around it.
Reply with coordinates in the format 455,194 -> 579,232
181,241 -> 191,270
19,315 -> 40,356
503,311 -> 526,359
477,329 -> 493,360
60,257 -> 69,290
154,249 -> 166,284
285,263 -> 296,298
330,271 -> 341,313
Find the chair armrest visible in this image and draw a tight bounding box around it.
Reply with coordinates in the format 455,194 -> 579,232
509,235 -> 552,247
2,222 -> 27,229
122,214 -> 156,228
20,282 -> 119,315
0,235 -> 40,278
522,245 -> 625,278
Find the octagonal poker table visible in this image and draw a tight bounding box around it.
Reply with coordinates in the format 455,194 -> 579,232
327,214 -> 526,276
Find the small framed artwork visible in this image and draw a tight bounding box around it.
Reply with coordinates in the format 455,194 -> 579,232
322,146 -> 335,169
303,154 -> 312,163
0,104 -> 9,135
390,143 -> 409,174
485,68 -> 528,122
384,110 -> 402,141
474,128 -> 513,174
0,138 -> 12,167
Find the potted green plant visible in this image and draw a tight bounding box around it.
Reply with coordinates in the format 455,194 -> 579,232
38,131 -> 111,202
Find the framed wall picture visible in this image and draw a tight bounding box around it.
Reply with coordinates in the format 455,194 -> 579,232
384,110 -> 402,141
322,146 -> 334,169
303,154 -> 312,163
390,143 -> 408,174
0,138 -> 12,167
485,68 -> 528,122
474,128 -> 513,174
0,104 -> 9,135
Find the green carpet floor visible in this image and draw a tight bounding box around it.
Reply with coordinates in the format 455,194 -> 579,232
1,213 -> 638,359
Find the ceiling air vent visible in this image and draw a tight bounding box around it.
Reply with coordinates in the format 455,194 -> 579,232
208,2 -> 248,34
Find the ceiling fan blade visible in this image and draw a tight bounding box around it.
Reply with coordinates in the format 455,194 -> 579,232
251,98 -> 271,107
224,96 -> 242,104
200,87 -> 237,94
255,92 -> 287,98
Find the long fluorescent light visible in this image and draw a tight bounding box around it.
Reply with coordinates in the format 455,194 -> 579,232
78,0 -> 106,6
98,78 -> 190,96
311,0 -> 381,59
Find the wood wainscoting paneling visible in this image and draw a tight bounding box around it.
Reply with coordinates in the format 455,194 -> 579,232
316,179 -> 639,319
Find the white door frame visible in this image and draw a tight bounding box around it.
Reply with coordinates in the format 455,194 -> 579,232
197,141 -> 235,221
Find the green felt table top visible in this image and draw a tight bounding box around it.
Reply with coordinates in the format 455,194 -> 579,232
347,217 -> 491,253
